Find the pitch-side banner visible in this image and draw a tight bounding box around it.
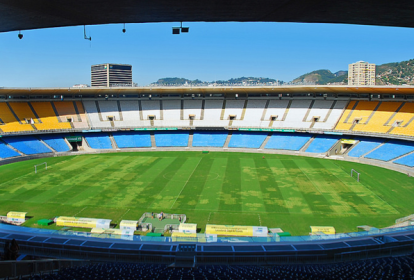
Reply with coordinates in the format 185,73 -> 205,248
310,226 -> 336,235
179,223 -> 197,233
120,220 -> 138,230
206,225 -> 268,237
7,211 -> 27,223
56,216 -> 111,229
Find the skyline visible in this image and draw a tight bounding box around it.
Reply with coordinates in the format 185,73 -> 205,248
0,22 -> 414,87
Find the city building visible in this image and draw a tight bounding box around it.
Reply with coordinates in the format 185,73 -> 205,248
348,61 -> 376,86
91,63 -> 132,87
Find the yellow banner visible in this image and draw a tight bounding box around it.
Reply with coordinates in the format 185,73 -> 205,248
56,216 -> 111,229
172,232 -> 197,238
206,225 -> 254,237
341,139 -> 357,144
120,220 -> 138,230
7,212 -> 27,219
310,226 -> 335,235
179,223 -> 197,233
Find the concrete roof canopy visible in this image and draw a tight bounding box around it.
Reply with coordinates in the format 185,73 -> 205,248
1,0 -> 414,33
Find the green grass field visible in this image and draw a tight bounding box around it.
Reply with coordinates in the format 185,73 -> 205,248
1,151 -> 414,235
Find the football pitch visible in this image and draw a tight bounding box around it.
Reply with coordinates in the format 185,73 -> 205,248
1,151 -> 414,235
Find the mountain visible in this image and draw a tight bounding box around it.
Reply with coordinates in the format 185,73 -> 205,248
152,77 -> 205,85
152,59 -> 414,86
376,59 -> 414,85
292,58 -> 414,85
214,77 -> 278,85
151,77 -> 281,86
292,70 -> 347,85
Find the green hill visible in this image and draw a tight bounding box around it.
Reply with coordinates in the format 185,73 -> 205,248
292,70 -> 347,85
376,59 -> 414,85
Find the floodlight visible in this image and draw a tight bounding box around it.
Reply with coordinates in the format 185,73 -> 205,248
18,31 -> 23,39
172,27 -> 180,34
181,27 -> 189,33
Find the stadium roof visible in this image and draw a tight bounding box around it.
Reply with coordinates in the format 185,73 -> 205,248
1,86 -> 414,97
1,0 -> 414,33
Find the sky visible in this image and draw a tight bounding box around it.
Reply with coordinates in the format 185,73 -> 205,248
0,22 -> 414,87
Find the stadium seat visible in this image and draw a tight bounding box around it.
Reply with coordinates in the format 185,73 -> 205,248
0,141 -> 21,158
84,133 -> 113,149
265,133 -> 312,151
154,131 -> 189,147
394,152 -> 414,167
353,101 -> 402,134
0,103 -> 35,133
347,138 -> 384,157
23,256 -> 414,280
83,101 -> 112,128
364,140 -> 414,161
228,131 -> 268,148
192,131 -> 228,147
389,102 -> 414,137
39,134 -> 71,152
2,136 -> 52,155
112,131 -> 152,148
305,135 -> 341,153
31,102 -> 72,130
54,101 -> 89,129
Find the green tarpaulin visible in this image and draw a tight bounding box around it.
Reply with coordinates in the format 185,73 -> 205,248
37,219 -> 53,226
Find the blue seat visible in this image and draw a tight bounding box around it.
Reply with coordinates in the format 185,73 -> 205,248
84,133 -> 112,149
265,133 -> 312,151
364,140 -> 414,161
347,138 -> 384,157
394,152 -> 414,167
228,132 -> 268,148
305,135 -> 341,153
192,131 -> 228,147
154,131 -> 189,147
0,141 -> 20,158
39,134 -> 71,152
2,136 -> 52,155
113,132 -> 151,148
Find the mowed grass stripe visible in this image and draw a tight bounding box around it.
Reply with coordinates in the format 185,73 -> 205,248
149,157 -> 203,209
295,159 -> 358,215
25,156 -> 144,204
266,159 -> 312,214
240,159 -> 266,213
280,159 -> 334,214
0,156 -> 76,188
45,155 -> 130,204
170,157 -> 214,210
127,157 -> 187,209
0,156 -> 85,198
254,158 -> 290,214
80,156 -> 156,207
0,156 -> 106,202
195,157 -> 228,211
219,156 -> 242,212
318,160 -> 398,215
61,156 -> 136,206
112,157 -> 176,207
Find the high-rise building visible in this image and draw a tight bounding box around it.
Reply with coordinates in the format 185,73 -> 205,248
348,61 -> 376,86
91,63 -> 132,87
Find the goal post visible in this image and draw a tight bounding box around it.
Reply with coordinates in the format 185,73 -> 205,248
34,162 -> 47,174
351,169 -> 360,182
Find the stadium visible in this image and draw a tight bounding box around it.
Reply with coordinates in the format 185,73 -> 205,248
1,86 -> 414,277
2,1 -> 414,279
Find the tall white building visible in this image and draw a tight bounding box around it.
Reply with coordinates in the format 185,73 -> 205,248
348,61 -> 376,86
